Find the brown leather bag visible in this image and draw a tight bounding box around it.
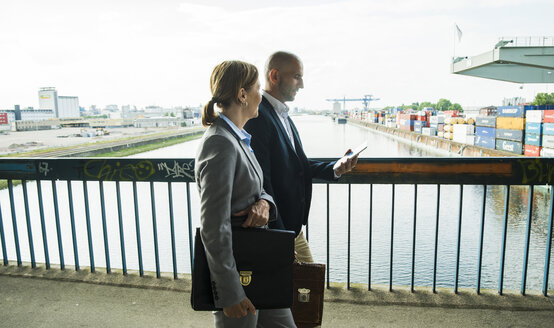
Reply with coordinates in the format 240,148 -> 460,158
291,262 -> 326,328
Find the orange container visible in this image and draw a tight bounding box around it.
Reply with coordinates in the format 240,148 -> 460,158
524,145 -> 541,157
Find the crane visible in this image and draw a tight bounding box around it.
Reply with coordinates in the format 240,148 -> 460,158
325,95 -> 380,111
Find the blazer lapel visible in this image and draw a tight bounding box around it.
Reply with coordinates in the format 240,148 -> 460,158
217,118 -> 263,187
262,97 -> 299,159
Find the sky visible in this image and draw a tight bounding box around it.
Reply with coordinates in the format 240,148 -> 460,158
1,0 -> 553,111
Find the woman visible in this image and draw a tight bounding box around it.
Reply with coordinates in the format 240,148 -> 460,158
195,61 -> 296,327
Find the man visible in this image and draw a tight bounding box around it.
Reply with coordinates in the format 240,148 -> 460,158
244,51 -> 357,263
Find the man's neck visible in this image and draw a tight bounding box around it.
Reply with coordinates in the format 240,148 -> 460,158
263,88 -> 285,104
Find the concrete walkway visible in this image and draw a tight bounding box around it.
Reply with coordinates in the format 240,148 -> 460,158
1,266 -> 554,327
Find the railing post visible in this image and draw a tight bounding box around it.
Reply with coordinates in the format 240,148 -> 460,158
455,184 -> 463,294
411,184 -> 418,293
22,180 -> 36,268
8,180 -> 22,266
168,182 -> 178,279
476,185 -> 487,294
326,184 -> 330,289
132,181 -> 144,277
521,185 -> 534,295
36,180 -> 50,269
0,201 -> 8,265
390,184 -> 395,292
347,184 -> 351,290
67,181 -> 79,271
499,185 -> 511,295
543,185 -> 554,296
99,181 -> 111,274
115,181 -> 127,275
433,184 -> 440,293
83,181 -> 95,273
368,184 -> 373,291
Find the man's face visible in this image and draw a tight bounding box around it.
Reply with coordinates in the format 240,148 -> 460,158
277,59 -> 304,102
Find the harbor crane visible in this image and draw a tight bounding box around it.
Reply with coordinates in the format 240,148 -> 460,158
325,94 -> 380,111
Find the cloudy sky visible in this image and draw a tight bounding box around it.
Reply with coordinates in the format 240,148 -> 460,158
1,0 -> 553,110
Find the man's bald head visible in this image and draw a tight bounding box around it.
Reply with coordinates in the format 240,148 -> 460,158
265,51 -> 301,82
264,51 -> 304,103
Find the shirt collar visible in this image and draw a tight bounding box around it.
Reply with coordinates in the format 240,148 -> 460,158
219,113 -> 253,151
263,90 -> 289,116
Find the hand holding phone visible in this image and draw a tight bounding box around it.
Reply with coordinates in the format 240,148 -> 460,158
333,142 -> 367,170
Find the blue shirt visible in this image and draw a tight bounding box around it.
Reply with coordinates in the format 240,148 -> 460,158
219,114 -> 254,153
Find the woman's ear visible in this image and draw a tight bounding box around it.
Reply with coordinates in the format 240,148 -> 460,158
238,87 -> 247,104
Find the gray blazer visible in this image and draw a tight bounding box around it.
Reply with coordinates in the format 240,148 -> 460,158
195,117 -> 276,308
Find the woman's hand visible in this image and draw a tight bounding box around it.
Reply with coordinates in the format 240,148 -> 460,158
223,297 -> 256,318
233,199 -> 270,228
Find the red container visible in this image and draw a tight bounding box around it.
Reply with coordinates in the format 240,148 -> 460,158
544,110 -> 554,123
524,144 -> 541,157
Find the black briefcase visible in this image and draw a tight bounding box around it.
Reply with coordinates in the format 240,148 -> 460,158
191,227 -> 295,311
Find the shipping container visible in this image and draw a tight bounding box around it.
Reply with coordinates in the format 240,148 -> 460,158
525,110 -> 544,123
524,145 -> 541,157
525,122 -> 543,135
541,147 -> 554,157
497,106 -> 525,117
542,123 -> 554,136
453,124 -> 474,135
475,126 -> 495,137
544,110 -> 554,123
414,125 -> 422,134
399,124 -> 414,131
422,127 -> 436,136
476,117 -> 496,127
496,128 -> 524,142
542,135 -> 554,149
496,117 -> 525,130
429,116 -> 444,124
525,133 -> 542,146
475,136 -> 495,149
495,139 -> 523,154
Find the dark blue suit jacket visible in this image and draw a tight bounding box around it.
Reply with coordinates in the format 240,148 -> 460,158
244,96 -> 336,235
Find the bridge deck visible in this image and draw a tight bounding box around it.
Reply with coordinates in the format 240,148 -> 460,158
1,265 -> 553,328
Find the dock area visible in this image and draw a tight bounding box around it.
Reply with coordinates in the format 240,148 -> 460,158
1,265 -> 553,327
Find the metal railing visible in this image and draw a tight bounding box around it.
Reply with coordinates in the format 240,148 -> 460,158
0,157 -> 552,296
498,36 -> 554,47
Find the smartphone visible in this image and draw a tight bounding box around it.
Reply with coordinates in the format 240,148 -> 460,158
333,142 -> 367,170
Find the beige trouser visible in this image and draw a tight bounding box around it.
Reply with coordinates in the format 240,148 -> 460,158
294,230 -> 314,263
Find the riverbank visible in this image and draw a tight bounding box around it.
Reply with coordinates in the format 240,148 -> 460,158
348,118 -> 522,157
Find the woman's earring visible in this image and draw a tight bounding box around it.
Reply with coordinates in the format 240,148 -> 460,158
243,101 -> 248,108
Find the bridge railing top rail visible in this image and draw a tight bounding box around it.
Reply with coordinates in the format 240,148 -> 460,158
0,157 -> 551,186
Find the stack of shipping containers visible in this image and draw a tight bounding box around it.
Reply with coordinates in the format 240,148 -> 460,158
429,115 -> 444,137
540,108 -> 554,156
524,109 -> 543,156
397,112 -> 416,131
475,116 -> 496,150
495,106 -> 525,155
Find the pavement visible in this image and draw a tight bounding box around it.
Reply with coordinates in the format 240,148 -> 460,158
1,265 -> 554,327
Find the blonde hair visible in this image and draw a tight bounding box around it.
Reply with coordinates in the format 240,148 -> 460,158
202,60 -> 259,127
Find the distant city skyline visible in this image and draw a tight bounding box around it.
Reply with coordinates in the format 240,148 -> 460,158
1,0 -> 553,110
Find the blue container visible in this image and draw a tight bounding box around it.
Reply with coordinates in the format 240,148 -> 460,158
496,128 -> 524,142
497,106 -> 525,117
525,133 -> 541,146
401,119 -> 415,126
495,139 -> 523,154
525,105 -> 554,110
542,123 -> 554,136
525,122 -> 543,135
475,126 -> 495,137
475,136 -> 495,149
414,120 -> 426,128
476,117 -> 496,127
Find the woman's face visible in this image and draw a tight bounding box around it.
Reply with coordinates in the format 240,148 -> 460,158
246,80 -> 262,119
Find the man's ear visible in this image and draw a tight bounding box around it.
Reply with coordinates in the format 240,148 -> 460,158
269,69 -> 280,85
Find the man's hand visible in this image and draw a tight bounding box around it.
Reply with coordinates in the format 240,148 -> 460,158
223,297 -> 256,318
233,199 -> 270,228
334,148 -> 359,177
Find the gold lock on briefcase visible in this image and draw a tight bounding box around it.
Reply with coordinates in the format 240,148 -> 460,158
291,262 -> 325,328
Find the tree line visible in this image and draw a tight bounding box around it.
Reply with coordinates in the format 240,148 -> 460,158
383,98 -> 463,112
